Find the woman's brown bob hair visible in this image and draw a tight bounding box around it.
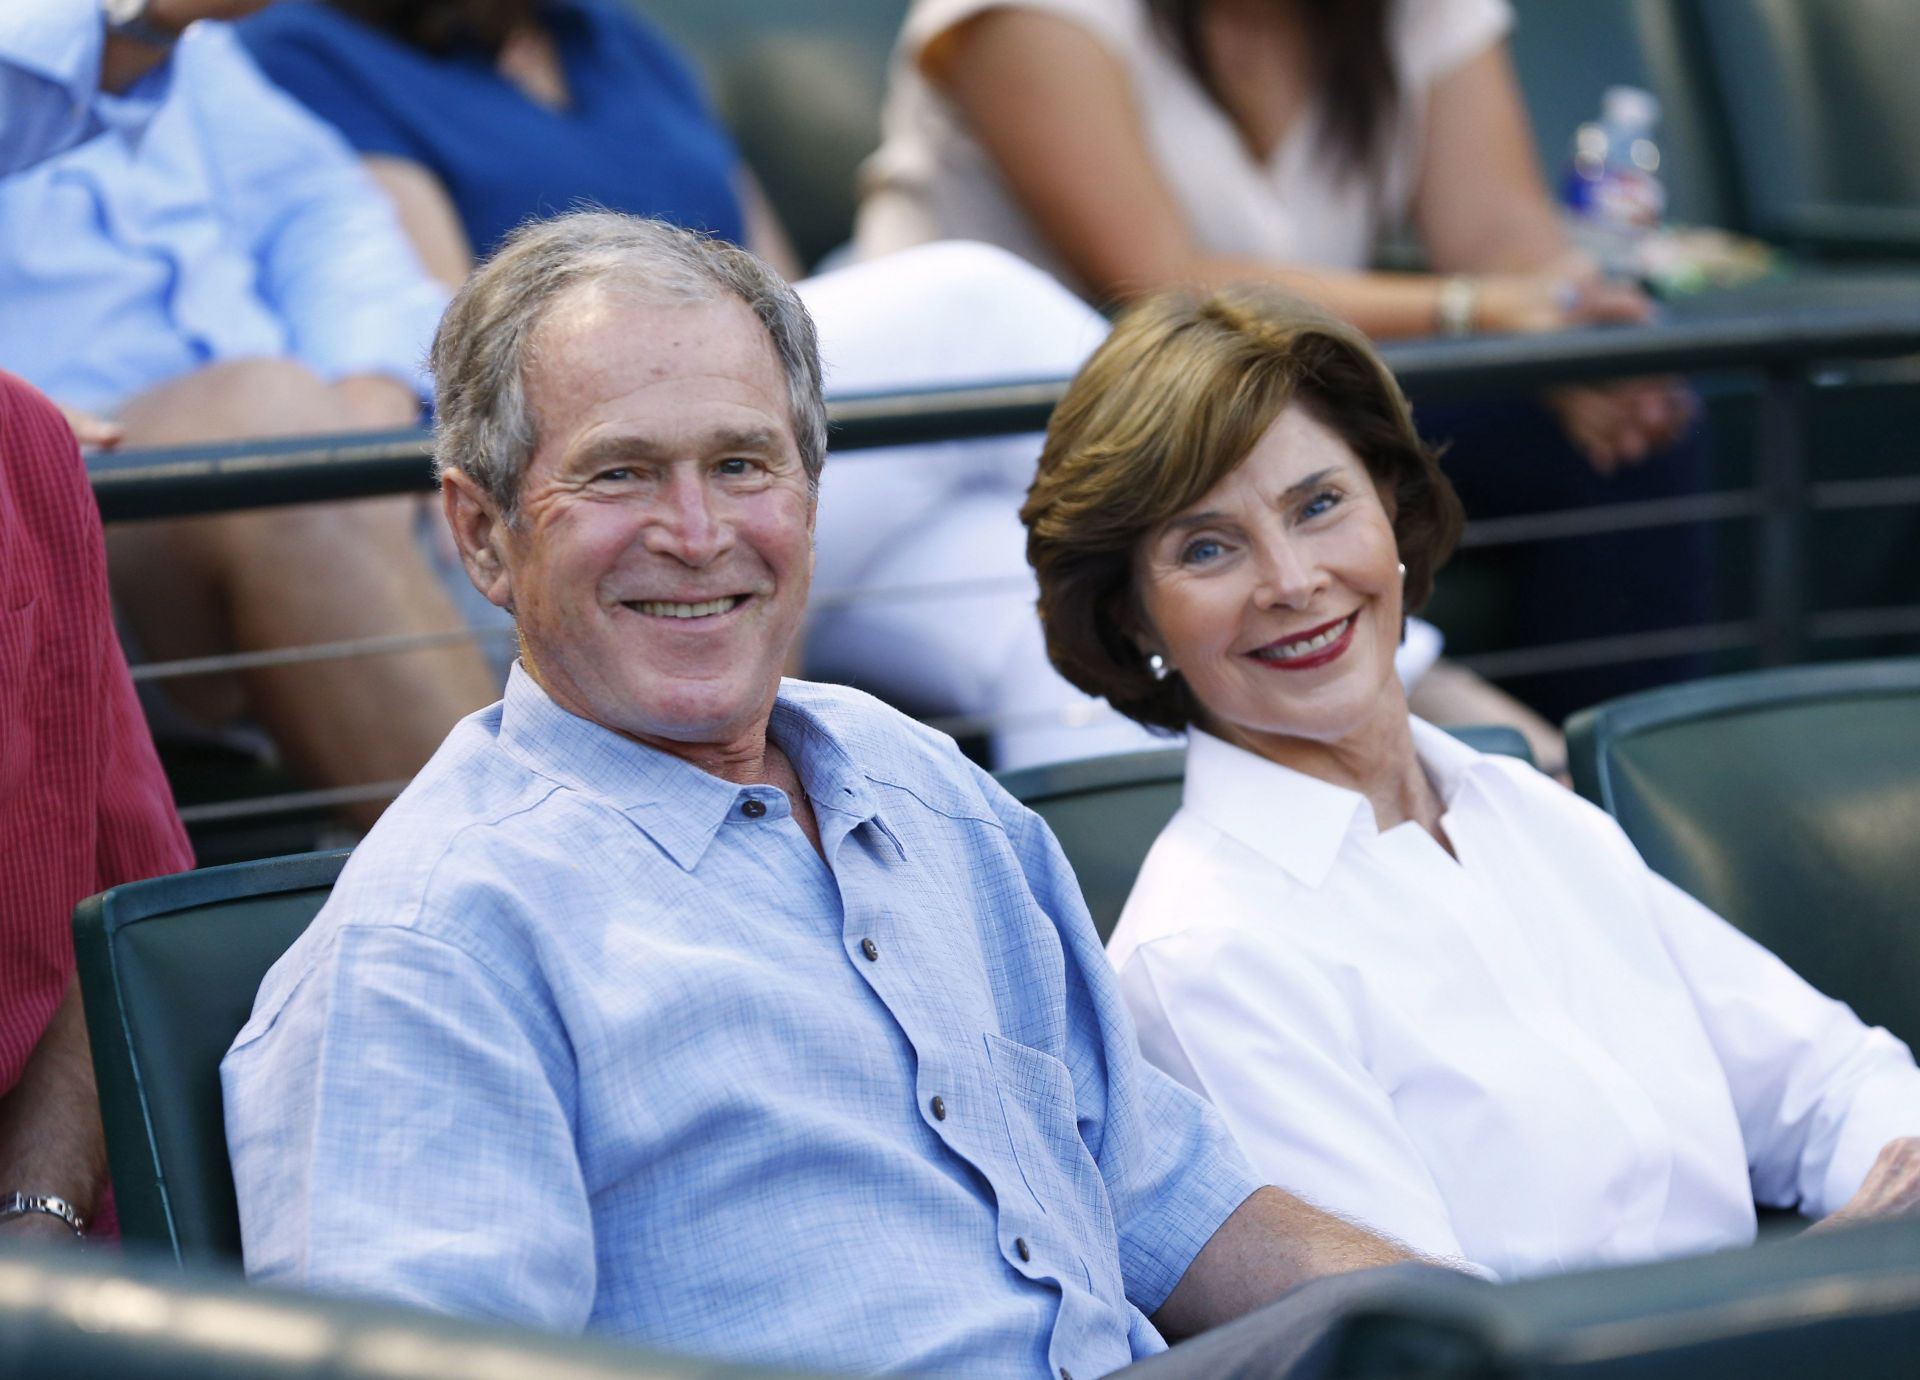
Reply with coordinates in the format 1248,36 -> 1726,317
1022,283 -> 1464,734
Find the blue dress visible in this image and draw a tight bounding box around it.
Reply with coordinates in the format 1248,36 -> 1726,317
239,0 -> 746,262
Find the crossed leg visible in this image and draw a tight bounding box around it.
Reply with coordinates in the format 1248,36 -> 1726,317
106,359 -> 497,828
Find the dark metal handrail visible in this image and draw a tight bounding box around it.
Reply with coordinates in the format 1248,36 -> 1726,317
85,294 -> 1920,522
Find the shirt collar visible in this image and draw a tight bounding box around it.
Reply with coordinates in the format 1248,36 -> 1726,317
493,664 -> 888,871
1180,718 -> 1492,888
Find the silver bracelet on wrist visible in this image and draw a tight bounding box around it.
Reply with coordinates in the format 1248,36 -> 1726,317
1435,274 -> 1478,338
0,1192 -> 87,1236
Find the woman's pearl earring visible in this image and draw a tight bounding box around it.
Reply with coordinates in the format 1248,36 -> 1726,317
1148,653 -> 1173,682
1397,561 -> 1408,580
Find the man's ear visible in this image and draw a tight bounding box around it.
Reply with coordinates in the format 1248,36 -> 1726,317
441,467 -> 515,612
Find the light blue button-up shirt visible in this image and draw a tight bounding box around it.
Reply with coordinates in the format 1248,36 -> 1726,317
0,1 -> 448,413
223,668 -> 1261,1377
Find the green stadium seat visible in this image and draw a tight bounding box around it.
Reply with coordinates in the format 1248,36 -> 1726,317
1685,0 -> 1920,258
1325,1216 -> 1920,1378
1566,658 -> 1920,1044
1000,727 -> 1535,943
0,1238 -> 812,1379
73,851 -> 348,1267
637,0 -> 910,268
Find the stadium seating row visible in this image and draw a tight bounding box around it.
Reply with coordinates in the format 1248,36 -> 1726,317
54,656 -> 1920,1375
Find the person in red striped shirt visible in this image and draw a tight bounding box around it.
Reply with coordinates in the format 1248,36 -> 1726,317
0,371 -> 194,1244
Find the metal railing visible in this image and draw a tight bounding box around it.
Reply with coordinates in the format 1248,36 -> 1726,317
88,286 -> 1920,828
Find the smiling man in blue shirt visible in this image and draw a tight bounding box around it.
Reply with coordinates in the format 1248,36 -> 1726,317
222,211 -> 1434,1378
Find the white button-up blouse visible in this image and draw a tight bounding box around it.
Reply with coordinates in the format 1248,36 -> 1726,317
1108,719 -> 1920,1281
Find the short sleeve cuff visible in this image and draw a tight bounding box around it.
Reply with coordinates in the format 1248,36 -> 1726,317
1118,1126 -> 1265,1314
900,0 -> 1141,72
1399,0 -> 1513,88
296,287 -> 449,397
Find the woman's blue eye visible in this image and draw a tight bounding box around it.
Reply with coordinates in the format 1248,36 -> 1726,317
1301,489 -> 1342,520
1180,538 -> 1224,565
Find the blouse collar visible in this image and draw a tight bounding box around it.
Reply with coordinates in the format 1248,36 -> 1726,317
1181,718 -> 1489,888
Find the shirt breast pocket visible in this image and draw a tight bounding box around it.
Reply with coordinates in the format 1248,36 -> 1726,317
983,1031 -> 1098,1215
0,596 -> 40,804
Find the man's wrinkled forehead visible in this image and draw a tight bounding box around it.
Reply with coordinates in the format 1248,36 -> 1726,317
521,280 -> 781,427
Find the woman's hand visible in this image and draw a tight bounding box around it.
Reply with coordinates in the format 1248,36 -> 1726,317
1473,270 -> 1656,336
1809,1138 -> 1920,1233
1471,271 -> 1694,474
1545,378 -> 1696,476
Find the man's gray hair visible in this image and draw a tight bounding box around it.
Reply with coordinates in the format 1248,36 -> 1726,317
430,211 -> 828,521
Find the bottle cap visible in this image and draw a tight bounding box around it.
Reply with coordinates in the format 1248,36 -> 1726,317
1603,86 -> 1661,132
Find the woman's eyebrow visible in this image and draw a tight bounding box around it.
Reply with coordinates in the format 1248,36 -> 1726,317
1160,468 -> 1341,533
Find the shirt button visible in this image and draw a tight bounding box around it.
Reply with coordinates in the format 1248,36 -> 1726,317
740,799 -> 766,819
860,937 -> 879,962
1060,1370 -> 1073,1380
930,1095 -> 947,1121
1015,1237 -> 1031,1262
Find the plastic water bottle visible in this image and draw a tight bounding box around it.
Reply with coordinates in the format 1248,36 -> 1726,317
1562,86 -> 1667,279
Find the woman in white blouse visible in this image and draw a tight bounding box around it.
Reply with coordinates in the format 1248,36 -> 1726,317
1020,282 -> 1920,1282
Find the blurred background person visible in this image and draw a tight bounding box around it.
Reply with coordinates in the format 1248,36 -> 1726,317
0,373 -> 195,1245
861,0 -> 1712,721
1022,283 -> 1920,1282
0,0 -> 498,830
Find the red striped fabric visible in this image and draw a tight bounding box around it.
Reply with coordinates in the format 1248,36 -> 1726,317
0,370 -> 192,1109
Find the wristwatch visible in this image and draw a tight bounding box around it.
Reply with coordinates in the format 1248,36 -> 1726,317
0,1191 -> 87,1236
100,0 -> 181,49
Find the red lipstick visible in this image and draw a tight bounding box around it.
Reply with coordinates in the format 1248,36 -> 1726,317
1246,613 -> 1356,672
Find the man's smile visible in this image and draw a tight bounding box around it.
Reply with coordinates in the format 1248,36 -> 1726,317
623,595 -> 749,620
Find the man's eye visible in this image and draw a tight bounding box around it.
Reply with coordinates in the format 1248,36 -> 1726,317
1179,538 -> 1224,566
598,467 -> 632,482
717,457 -> 757,477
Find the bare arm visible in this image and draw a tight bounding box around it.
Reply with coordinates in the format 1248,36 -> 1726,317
1411,43 -> 1573,276
1152,1186 -> 1416,1342
932,10 -> 1578,336
101,0 -> 276,91
363,155 -> 474,291
331,374 -> 423,430
0,977 -> 107,1243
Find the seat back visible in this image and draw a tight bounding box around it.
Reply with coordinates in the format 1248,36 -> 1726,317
1327,1215 -> 1920,1378
0,1238 -> 813,1380
73,851 -> 347,1266
1567,659 -> 1920,1043
1001,727 -> 1535,943
1683,0 -> 1920,255
638,0 -> 910,267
